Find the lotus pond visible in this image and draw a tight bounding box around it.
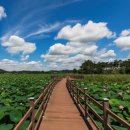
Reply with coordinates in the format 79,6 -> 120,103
0,74 -> 51,130
74,74 -> 130,130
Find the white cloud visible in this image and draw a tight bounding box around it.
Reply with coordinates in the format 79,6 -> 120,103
48,42 -> 98,56
45,54 -> 89,70
1,35 -> 36,54
0,20 -> 116,71
99,50 -> 116,58
21,55 -> 30,61
48,43 -> 77,55
114,29 -> 130,50
25,20 -> 80,38
0,59 -> 46,71
0,6 -> 7,20
26,23 -> 61,38
83,45 -> 98,55
41,54 -> 68,62
41,43 -> 116,70
120,29 -> 130,37
41,21 -> 116,70
56,20 -> 114,42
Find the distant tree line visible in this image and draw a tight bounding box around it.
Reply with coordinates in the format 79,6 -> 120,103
73,59 -> 130,74
0,69 -> 73,74
0,59 -> 130,74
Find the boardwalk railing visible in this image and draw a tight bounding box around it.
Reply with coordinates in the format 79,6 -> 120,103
14,78 -> 60,130
66,78 -> 130,130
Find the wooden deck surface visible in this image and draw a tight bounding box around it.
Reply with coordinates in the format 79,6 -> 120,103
39,78 -> 92,130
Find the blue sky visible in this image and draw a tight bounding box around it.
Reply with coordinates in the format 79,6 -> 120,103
0,0 -> 130,71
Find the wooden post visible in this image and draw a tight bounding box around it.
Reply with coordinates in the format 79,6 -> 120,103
49,81 -> 52,98
42,89 -> 45,111
83,88 -> 88,117
48,81 -> 53,101
71,83 -> 74,97
66,78 -> 68,89
67,79 -> 69,89
67,79 -> 70,92
103,98 -> 109,130
68,80 -> 70,92
77,88 -> 79,104
71,83 -> 73,97
29,97 -> 35,130
42,88 -> 45,98
50,81 -> 53,95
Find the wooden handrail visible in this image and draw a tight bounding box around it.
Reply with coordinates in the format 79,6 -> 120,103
14,107 -> 33,130
107,109 -> 130,129
87,102 -> 103,123
86,94 -> 103,109
34,111 -> 44,130
14,78 -> 60,130
66,78 -> 130,130
34,101 -> 43,119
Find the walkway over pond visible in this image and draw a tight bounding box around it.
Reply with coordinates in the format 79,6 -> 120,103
39,78 -> 91,130
14,78 -> 130,130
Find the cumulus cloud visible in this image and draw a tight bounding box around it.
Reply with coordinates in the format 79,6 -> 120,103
83,45 -> 98,55
41,54 -> 68,62
99,50 -> 116,58
114,29 -> 130,50
21,55 -> 30,61
0,6 -> 7,20
0,59 -> 46,71
47,42 -> 98,56
48,43 -> 77,55
41,21 -> 116,70
41,44 -> 116,70
45,54 -> 90,70
1,35 -> 36,54
0,20 -> 116,71
56,20 -> 114,42
120,29 -> 130,37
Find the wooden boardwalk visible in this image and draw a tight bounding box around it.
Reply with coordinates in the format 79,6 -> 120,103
39,78 -> 89,130
14,78 -> 130,130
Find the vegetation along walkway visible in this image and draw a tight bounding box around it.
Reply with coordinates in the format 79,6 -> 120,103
39,78 -> 89,130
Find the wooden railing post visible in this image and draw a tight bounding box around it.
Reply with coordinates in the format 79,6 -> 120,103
42,89 -> 45,111
77,88 -> 79,104
103,98 -> 109,130
48,81 -> 53,98
83,88 -> 88,117
50,81 -> 54,94
68,80 -> 70,91
71,83 -> 74,97
29,97 -> 35,130
67,79 -> 70,92
68,80 -> 70,92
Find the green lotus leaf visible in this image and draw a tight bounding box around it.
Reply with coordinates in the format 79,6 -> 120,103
0,110 -> 4,120
0,124 -> 13,130
109,99 -> 121,105
20,120 -> 30,130
10,111 -> 22,123
126,117 -> 130,123
112,125 -> 127,130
